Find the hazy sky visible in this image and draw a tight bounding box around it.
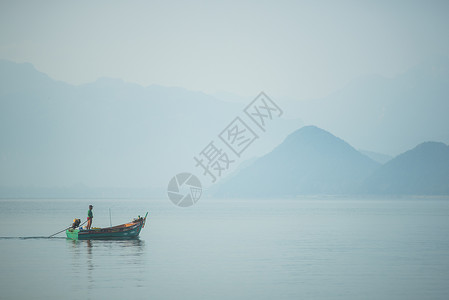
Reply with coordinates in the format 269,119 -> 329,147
1,0 -> 449,100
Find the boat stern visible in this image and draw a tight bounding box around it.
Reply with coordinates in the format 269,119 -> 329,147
66,228 -> 79,240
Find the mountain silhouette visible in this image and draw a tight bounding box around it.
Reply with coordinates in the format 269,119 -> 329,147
0,60 -> 301,194
213,126 -> 380,197
285,57 -> 449,155
360,142 -> 449,195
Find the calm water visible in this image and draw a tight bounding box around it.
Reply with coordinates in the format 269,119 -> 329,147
0,197 -> 448,300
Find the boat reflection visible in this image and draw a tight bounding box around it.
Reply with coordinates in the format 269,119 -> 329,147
66,238 -> 146,291
67,237 -> 145,249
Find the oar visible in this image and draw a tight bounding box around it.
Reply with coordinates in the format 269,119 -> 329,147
48,220 -> 87,238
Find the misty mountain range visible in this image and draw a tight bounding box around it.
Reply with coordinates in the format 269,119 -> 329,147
0,59 -> 301,194
282,57 -> 449,155
1,59 -> 448,197
212,126 -> 449,197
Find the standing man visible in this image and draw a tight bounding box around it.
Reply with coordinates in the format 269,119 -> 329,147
87,205 -> 93,230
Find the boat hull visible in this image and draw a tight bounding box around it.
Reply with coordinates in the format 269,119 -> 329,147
66,216 -> 147,240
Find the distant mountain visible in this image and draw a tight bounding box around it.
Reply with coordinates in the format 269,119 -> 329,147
212,126 -> 380,197
0,60 -> 301,194
284,56 -> 449,155
360,142 -> 449,195
0,60 -> 234,190
359,150 -> 392,164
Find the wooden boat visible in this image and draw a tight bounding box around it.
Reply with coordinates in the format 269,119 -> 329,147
66,212 -> 148,240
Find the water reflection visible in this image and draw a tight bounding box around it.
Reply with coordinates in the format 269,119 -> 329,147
66,238 -> 145,253
66,238 -> 146,292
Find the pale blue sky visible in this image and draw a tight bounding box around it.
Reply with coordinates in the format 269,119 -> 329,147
1,0 -> 448,100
